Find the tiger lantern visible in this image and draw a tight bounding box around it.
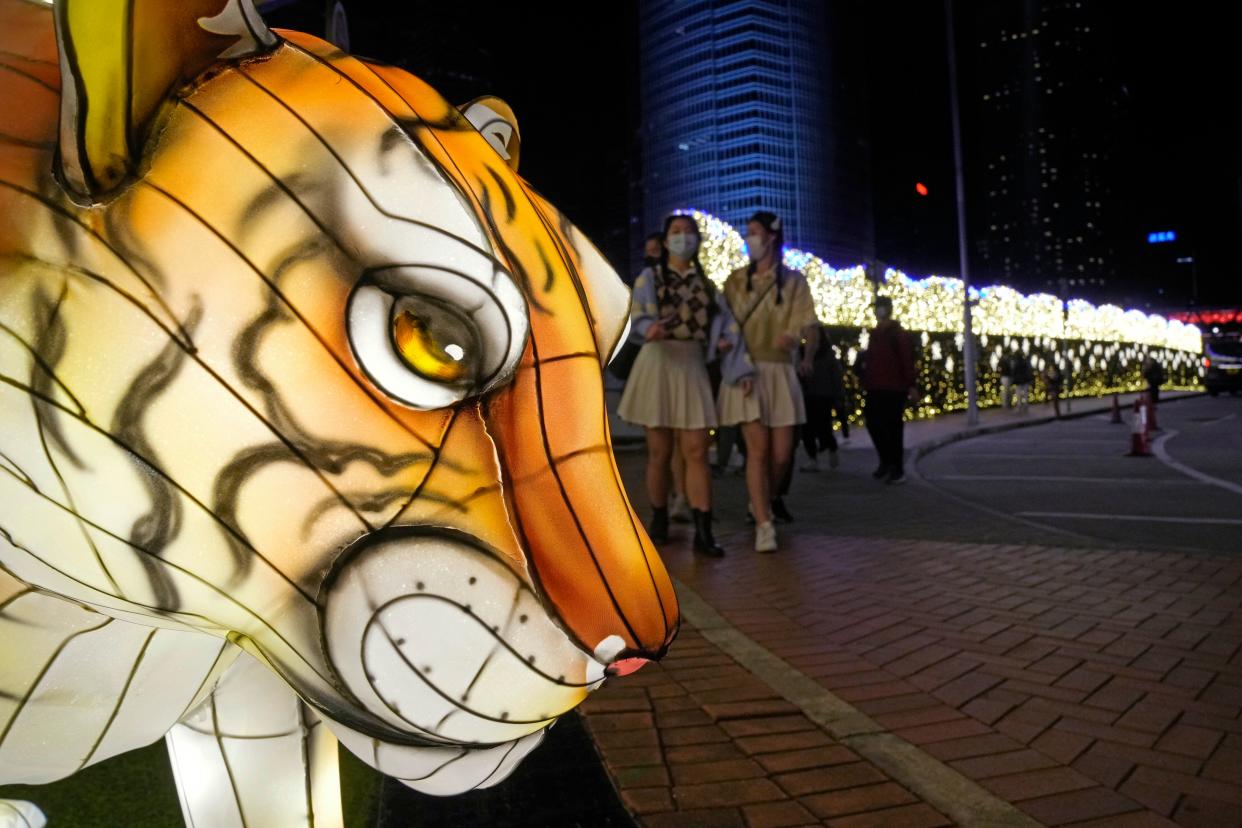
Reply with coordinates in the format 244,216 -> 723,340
0,1 -> 678,825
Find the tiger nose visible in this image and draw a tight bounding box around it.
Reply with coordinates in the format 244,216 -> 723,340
484,358 -> 680,658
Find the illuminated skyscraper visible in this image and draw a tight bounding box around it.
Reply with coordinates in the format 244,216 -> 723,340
637,1 -> 872,264
969,1 -> 1118,295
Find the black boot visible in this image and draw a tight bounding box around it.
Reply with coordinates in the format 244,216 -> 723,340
692,509 -> 725,558
647,506 -> 669,543
771,497 -> 794,523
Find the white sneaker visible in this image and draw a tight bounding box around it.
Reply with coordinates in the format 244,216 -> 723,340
828,450 -> 840,469
755,521 -> 777,553
669,492 -> 691,523
800,455 -> 820,472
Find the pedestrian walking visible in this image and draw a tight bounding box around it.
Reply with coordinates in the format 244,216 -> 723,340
999,350 -> 1016,409
1142,355 -> 1166,404
618,214 -> 725,557
861,296 -> 917,485
712,212 -> 818,552
1044,361 -> 1064,418
1012,350 -> 1034,413
799,326 -> 843,471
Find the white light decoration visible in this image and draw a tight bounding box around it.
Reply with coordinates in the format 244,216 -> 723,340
687,210 -> 1203,417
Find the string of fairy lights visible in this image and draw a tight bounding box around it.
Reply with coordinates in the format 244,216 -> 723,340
679,209 -> 1204,417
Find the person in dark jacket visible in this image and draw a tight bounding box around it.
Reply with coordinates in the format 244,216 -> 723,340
862,296 -> 917,484
1011,351 -> 1034,413
799,327 -> 844,471
1142,355 -> 1166,404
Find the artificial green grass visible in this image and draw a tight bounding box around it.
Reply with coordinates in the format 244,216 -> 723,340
0,741 -> 383,827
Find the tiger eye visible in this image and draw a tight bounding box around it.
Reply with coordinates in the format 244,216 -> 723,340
392,307 -> 469,383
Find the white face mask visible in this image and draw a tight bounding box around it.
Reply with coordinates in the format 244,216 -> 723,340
666,232 -> 698,258
745,234 -> 768,262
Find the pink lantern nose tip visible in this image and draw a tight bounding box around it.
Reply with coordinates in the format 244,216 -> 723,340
606,657 -> 650,677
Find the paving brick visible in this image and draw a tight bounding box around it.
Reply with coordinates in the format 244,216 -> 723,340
740,800 -> 818,828
1154,722 -> 1223,759
669,761 -> 763,794
774,762 -> 887,797
661,725 -> 733,747
755,745 -> 858,774
620,785 -> 673,815
614,765 -> 671,789
949,748 -> 1061,779
658,709 -> 715,728
664,742 -> 748,766
1202,746 -> 1242,783
802,782 -> 918,819
721,716 -> 816,739
1084,680 -> 1146,713
1086,739 -> 1201,776
645,807 -> 746,828
736,730 -> 835,756
980,766 -> 1097,801
703,699 -> 800,721
1016,787 -> 1144,825
1117,778 -> 1180,817
892,716 -> 993,745
588,712 -> 655,732
1114,699 -> 1182,736
603,745 -> 666,768
1070,745 -> 1135,788
594,727 -> 661,750
1031,728 -> 1095,764
1128,765 -> 1242,806
874,705 -> 964,731
1056,667 -> 1112,695
672,777 -> 786,809
1057,717 -> 1156,748
930,671 -> 1005,707
1062,813 -> 1177,827
825,803 -> 953,828
924,732 -> 1025,762
1174,795 -> 1242,827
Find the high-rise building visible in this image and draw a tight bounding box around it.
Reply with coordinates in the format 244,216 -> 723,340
637,1 -> 871,265
968,0 -> 1118,296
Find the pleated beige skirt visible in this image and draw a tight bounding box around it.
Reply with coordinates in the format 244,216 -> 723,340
717,360 -> 806,428
618,339 -> 718,430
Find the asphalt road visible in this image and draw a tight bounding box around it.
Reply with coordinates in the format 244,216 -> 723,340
917,394 -> 1242,556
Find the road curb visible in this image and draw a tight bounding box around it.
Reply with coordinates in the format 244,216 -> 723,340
910,391 -> 1205,464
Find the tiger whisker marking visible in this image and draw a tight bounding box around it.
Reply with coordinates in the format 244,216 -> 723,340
0,372 -> 318,602
135,181 -> 442,453
0,181 -> 194,349
26,285 -> 124,597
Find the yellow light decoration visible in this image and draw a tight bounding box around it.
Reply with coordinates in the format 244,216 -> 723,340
687,210 -> 1203,420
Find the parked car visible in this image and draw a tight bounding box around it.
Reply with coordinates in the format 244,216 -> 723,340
1203,337 -> 1242,396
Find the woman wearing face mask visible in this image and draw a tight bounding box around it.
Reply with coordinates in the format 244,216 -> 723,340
711,212 -> 818,553
619,214 -> 726,558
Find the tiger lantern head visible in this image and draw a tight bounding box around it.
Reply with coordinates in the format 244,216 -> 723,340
0,0 -> 677,822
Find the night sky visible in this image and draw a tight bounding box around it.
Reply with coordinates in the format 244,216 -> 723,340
266,1 -> 1241,310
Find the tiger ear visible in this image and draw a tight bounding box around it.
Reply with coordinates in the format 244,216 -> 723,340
460,96 -> 521,171
54,0 -> 277,199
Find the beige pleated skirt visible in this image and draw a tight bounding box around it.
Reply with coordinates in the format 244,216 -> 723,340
717,360 -> 806,428
618,339 -> 718,430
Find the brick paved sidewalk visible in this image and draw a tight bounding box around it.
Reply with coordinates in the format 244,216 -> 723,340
592,532 -> 1241,827
580,624 -> 956,827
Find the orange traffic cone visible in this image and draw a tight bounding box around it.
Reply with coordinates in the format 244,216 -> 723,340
1109,393 -> 1122,424
1127,395 -> 1151,457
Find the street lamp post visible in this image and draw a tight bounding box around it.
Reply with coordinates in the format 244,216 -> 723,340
944,0 -> 979,426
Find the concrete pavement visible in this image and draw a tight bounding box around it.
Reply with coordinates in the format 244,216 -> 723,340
580,391 -> 1241,827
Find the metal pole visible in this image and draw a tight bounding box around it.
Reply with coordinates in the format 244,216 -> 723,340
945,0 -> 978,425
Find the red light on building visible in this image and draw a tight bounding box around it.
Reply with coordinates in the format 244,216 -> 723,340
915,182 -> 929,196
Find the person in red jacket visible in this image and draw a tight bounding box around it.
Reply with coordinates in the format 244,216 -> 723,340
861,296 -> 918,484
